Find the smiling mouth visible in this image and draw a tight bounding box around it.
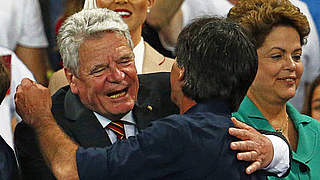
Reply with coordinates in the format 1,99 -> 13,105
114,9 -> 132,18
116,11 -> 131,16
278,77 -> 296,82
107,88 -> 128,99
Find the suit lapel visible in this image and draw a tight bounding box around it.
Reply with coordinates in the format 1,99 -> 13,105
142,42 -> 174,74
68,112 -> 112,148
56,88 -> 112,147
294,122 -> 317,164
133,104 -> 154,131
134,73 -> 179,131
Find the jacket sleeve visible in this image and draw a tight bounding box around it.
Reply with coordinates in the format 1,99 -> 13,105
14,122 -> 57,180
257,129 -> 292,178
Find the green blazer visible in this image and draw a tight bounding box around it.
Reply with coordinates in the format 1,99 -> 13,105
233,96 -> 320,180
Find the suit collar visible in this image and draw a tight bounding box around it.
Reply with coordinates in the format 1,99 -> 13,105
185,99 -> 232,117
239,96 -> 313,125
238,96 -> 265,120
64,89 -> 92,121
286,103 -> 317,163
56,88 -> 112,147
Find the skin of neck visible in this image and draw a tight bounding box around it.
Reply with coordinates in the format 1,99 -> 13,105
247,89 -> 288,123
178,95 -> 197,114
130,25 -> 143,47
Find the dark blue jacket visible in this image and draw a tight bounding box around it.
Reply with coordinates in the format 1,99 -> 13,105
77,100 -> 266,180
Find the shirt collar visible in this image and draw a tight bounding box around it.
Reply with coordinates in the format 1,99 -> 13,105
238,96 -> 266,119
286,102 -> 312,125
133,37 -> 145,74
185,99 -> 232,117
94,111 -> 136,128
239,96 -> 312,125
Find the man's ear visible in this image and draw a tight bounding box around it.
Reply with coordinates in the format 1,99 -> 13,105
64,68 -> 79,94
178,67 -> 185,81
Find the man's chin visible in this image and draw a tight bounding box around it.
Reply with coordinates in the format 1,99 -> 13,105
111,103 -> 135,115
101,108 -> 132,120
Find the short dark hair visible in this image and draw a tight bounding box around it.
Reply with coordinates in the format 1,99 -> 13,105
0,61 -> 10,104
175,16 -> 258,112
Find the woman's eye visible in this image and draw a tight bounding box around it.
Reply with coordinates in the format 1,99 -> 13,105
271,54 -> 282,60
292,54 -> 301,62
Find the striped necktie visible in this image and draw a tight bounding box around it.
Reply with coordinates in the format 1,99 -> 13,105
107,121 -> 126,140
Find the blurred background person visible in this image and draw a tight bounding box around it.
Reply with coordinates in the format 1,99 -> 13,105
47,0 -> 81,71
0,47 -> 35,149
0,0 -> 51,86
0,58 -> 20,180
302,75 -> 320,122
142,0 -> 184,58
301,0 -> 320,38
0,0 -> 50,145
229,0 -> 320,179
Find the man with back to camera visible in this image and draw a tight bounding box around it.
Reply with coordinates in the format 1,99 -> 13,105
15,14 -> 291,179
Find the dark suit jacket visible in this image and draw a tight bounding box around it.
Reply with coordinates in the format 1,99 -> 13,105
14,72 -> 179,180
76,100 -> 266,180
0,136 -> 20,180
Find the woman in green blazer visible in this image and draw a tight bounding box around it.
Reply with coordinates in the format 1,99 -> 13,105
228,0 -> 320,179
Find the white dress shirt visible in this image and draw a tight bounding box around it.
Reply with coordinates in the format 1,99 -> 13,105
94,111 -> 138,144
133,37 -> 145,74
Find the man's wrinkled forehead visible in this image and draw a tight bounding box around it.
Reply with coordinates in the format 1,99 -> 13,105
79,31 -> 133,62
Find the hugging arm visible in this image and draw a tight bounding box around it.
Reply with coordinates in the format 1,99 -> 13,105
229,117 -> 291,177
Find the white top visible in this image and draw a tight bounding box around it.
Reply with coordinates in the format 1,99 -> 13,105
83,0 -> 98,9
0,47 -> 35,149
263,135 -> 290,177
133,38 -> 145,74
0,0 -> 48,50
181,0 -> 320,111
181,0 -> 233,27
94,111 -> 137,144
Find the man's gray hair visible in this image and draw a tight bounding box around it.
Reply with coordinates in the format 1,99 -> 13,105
57,8 -> 133,76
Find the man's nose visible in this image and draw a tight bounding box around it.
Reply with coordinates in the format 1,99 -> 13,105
107,66 -> 125,82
